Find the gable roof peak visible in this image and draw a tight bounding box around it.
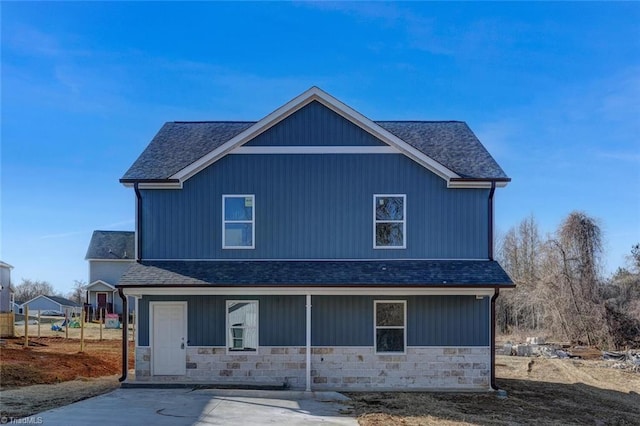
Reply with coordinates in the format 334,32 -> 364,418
121,87 -> 509,187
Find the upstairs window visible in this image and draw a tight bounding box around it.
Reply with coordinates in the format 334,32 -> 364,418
374,300 -> 406,354
223,195 -> 255,249
374,195 -> 406,248
226,300 -> 258,352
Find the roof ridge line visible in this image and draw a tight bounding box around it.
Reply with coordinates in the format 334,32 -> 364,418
171,120 -> 257,124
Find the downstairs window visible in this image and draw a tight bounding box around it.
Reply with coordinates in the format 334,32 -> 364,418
226,300 -> 258,352
374,300 -> 406,354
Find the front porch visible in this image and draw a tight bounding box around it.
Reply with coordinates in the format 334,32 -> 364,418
132,345 -> 490,391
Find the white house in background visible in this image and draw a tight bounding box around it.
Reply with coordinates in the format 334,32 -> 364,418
21,295 -> 82,316
0,261 -> 14,313
85,230 -> 135,316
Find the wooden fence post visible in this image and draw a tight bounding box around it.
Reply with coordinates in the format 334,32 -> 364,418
65,309 -> 69,339
24,305 -> 29,348
80,308 -> 85,352
99,308 -> 104,341
37,310 -> 41,338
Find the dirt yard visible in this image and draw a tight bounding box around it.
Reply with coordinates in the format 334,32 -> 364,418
0,336 -> 133,418
347,356 -> 640,425
2,337 -> 639,424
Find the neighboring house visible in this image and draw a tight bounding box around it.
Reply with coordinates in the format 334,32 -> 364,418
21,295 -> 82,316
0,261 -> 14,337
117,87 -> 514,391
12,301 -> 23,314
0,261 -> 14,313
85,230 -> 135,315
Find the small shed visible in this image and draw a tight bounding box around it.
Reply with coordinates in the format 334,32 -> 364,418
21,295 -> 82,316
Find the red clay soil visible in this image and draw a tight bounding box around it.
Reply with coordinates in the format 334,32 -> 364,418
0,337 -> 133,389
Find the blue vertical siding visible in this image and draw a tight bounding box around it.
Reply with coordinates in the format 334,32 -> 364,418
407,296 -> 489,346
139,295 -> 488,347
141,154 -> 488,259
312,296 -> 372,346
312,295 -> 489,347
245,101 -> 386,147
138,295 -> 306,346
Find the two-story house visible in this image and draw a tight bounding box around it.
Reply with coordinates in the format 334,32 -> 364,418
85,230 -> 135,318
116,87 -> 513,391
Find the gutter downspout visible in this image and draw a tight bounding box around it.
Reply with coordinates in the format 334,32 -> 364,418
488,181 -> 496,261
118,288 -> 129,382
134,183 -> 142,262
490,288 -> 499,390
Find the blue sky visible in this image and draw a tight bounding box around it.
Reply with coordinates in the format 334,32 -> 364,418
1,2 -> 639,295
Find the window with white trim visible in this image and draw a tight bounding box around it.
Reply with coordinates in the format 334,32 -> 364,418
374,300 -> 406,353
223,195 -> 255,249
374,194 -> 406,248
226,300 -> 258,352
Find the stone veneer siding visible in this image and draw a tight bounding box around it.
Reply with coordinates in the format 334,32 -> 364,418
311,347 -> 490,390
134,346 -> 490,390
135,346 -> 306,388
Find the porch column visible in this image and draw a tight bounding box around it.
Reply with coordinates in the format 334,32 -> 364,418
306,293 -> 311,392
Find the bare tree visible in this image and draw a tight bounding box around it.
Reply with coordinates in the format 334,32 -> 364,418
498,213 -> 636,348
603,245 -> 640,348
496,215 -> 545,332
544,211 -> 609,346
13,279 -> 59,302
67,280 -> 86,305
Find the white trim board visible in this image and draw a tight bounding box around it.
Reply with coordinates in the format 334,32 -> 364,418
231,146 -> 399,154
87,258 -> 135,263
86,280 -> 116,290
448,180 -> 509,189
122,287 -> 496,297
137,257 -> 490,262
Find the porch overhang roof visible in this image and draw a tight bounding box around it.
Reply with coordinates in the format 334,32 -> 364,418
116,260 -> 514,289
86,280 -> 116,291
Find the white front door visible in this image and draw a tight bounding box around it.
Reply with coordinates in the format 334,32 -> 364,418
151,302 -> 187,375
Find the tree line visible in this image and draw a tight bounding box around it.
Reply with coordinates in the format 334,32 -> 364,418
12,279 -> 86,305
497,211 -> 640,349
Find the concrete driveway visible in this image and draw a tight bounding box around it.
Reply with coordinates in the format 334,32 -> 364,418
29,389 -> 358,426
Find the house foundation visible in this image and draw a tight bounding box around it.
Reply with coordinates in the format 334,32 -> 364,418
133,346 -> 490,390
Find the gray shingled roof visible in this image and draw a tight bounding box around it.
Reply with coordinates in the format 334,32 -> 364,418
377,121 -> 507,179
46,295 -> 82,307
122,122 -> 254,181
121,115 -> 508,181
117,260 -> 513,287
85,230 -> 135,260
